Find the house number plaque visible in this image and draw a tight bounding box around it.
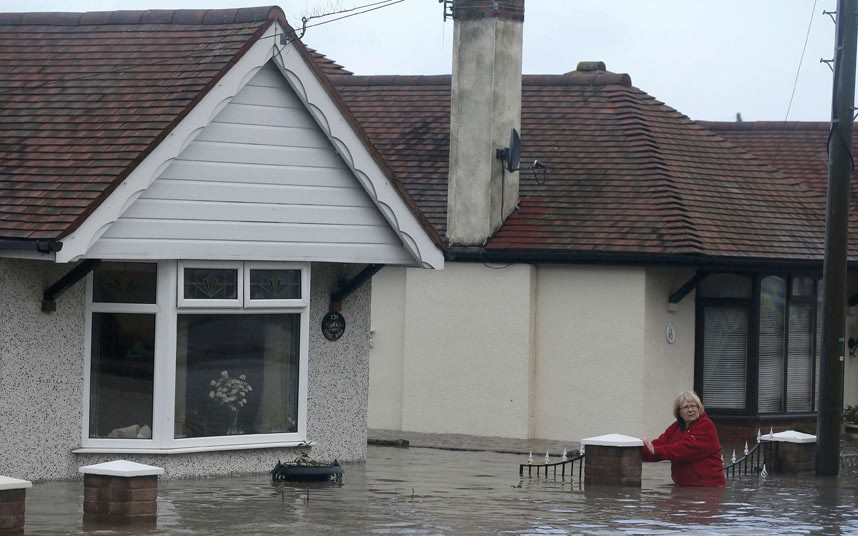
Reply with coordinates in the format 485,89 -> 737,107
321,311 -> 346,341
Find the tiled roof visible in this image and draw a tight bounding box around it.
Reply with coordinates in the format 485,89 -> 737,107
334,74 -> 826,264
0,7 -> 283,240
696,121 -> 839,200
699,120 -> 858,262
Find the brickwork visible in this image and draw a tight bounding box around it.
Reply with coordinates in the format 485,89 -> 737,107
83,474 -> 158,525
776,443 -> 816,474
715,418 -> 815,452
584,445 -> 642,487
452,0 -> 524,21
0,489 -> 25,536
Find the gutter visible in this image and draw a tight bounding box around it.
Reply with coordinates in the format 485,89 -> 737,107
0,239 -> 62,254
445,247 -> 839,273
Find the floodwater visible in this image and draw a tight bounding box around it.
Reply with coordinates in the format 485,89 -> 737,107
23,445 -> 858,535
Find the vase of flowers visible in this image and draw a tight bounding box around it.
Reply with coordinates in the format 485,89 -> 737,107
209,370 -> 252,435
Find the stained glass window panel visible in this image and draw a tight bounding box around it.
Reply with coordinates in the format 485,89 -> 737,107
183,268 -> 238,300
93,262 -> 156,304
249,269 -> 301,300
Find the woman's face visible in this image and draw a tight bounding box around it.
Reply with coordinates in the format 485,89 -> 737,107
678,398 -> 700,424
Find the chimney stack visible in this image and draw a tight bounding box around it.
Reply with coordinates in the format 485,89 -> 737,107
447,0 -> 524,246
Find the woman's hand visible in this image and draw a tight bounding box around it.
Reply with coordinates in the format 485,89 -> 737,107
642,439 -> 655,456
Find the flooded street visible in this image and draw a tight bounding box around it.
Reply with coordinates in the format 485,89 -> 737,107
22,444 -> 858,535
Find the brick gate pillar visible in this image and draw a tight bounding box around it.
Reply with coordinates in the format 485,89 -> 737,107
79,460 -> 164,526
0,476 -> 32,536
761,430 -> 817,474
581,434 -> 644,487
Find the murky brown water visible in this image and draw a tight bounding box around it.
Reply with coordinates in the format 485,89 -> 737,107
22,445 -> 858,535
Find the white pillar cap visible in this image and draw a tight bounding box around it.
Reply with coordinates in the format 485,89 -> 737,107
580,433 -> 644,447
760,430 -> 817,444
79,460 -> 165,477
0,476 -> 32,490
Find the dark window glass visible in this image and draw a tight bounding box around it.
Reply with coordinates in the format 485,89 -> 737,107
174,314 -> 300,438
93,262 -> 157,304
699,274 -> 752,299
758,276 -> 785,413
89,313 -> 155,438
183,268 -> 238,300
249,269 -> 301,300
701,306 -> 748,409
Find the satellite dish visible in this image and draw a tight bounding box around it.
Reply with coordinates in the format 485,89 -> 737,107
506,128 -> 521,172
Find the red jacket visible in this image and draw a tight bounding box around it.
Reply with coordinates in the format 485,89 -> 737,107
642,412 -> 726,487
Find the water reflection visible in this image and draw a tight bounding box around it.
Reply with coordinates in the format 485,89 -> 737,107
23,445 -> 858,535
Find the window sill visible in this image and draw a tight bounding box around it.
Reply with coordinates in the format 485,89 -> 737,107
73,440 -> 314,455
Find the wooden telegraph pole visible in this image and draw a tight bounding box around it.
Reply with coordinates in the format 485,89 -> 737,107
818,0 -> 857,477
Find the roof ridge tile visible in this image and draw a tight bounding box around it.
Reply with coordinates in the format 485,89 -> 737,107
0,7 -> 280,26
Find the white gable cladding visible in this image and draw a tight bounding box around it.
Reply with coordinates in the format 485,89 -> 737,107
85,63 -> 414,264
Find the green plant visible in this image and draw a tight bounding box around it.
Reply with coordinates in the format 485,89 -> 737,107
844,405 -> 858,425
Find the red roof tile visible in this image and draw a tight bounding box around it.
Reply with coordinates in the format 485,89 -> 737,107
334,74 -> 826,264
0,7 -> 285,240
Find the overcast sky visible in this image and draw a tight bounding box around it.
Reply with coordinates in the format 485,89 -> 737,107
4,0 -> 844,122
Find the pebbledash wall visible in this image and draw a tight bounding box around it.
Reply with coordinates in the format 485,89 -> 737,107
0,258 -> 370,481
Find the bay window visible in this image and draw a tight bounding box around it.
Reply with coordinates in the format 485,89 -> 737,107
85,260 -> 309,450
696,272 -> 821,416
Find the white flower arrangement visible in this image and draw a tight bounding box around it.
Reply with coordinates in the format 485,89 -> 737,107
209,370 -> 252,414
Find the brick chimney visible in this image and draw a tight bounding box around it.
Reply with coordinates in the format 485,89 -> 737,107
446,0 -> 524,246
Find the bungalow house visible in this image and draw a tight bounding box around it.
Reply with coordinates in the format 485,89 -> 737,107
0,7 -> 443,481
328,0 -> 858,445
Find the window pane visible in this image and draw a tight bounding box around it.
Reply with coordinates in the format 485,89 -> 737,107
183,268 -> 238,300
758,276 -> 785,413
89,313 -> 155,438
249,269 -> 301,300
702,306 -> 748,409
92,262 -> 157,304
787,304 -> 814,412
791,276 -> 815,298
175,314 -> 300,438
699,274 -> 752,299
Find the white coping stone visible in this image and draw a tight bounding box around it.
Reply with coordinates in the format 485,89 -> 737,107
760,430 -> 817,444
580,433 -> 644,447
79,460 -> 165,477
0,476 -> 32,491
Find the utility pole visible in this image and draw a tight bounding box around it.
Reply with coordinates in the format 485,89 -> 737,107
818,0 -> 857,477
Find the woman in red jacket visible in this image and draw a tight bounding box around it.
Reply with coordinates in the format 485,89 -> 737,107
641,391 -> 726,487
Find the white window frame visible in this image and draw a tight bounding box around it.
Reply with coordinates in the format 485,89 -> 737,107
80,260 -> 310,453
177,260 -> 244,308
244,261 -> 309,308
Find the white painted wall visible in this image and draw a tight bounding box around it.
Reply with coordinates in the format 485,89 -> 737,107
532,265 -> 647,441
87,62 -> 415,266
642,268 -> 697,438
367,266 -> 407,430
369,263 -> 700,442
399,263 -> 535,438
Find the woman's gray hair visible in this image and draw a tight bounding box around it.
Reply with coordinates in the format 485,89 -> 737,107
672,391 -> 704,420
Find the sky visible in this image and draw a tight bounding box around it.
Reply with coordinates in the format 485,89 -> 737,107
3,0 -> 844,122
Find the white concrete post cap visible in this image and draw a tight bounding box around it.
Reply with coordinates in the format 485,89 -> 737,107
79,460 -> 165,477
760,430 -> 817,444
580,433 -> 644,447
0,476 -> 32,490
